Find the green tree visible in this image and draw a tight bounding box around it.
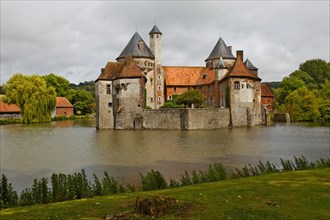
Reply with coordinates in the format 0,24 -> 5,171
289,70 -> 317,90
0,174 -> 18,209
318,80 -> 330,121
274,76 -> 305,104
73,89 -> 94,114
280,76 -> 305,92
284,87 -> 320,121
176,90 -> 205,107
299,59 -> 330,85
3,74 -> 56,123
43,73 -> 70,97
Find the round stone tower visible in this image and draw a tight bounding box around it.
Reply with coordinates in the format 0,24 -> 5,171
149,25 -> 162,66
149,25 -> 164,108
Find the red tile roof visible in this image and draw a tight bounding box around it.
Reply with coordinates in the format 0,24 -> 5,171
114,55 -> 145,79
0,101 -> 20,113
97,62 -> 125,81
56,97 -> 73,108
96,55 -> 144,81
227,56 -> 261,80
195,68 -> 215,86
163,66 -> 204,86
261,84 -> 274,98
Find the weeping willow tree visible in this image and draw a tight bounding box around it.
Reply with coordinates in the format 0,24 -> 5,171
3,74 -> 56,124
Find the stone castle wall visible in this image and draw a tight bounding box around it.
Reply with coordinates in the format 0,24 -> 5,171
143,109 -> 182,129
96,80 -> 114,129
143,108 -> 230,130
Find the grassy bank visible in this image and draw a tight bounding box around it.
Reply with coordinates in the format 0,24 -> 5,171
1,168 -> 329,220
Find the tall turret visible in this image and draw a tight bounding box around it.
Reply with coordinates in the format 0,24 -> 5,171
149,25 -> 164,108
149,25 -> 162,66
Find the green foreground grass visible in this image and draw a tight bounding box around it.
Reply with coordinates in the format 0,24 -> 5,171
1,168 -> 329,220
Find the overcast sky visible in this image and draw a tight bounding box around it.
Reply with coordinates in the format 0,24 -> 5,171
1,1 -> 329,85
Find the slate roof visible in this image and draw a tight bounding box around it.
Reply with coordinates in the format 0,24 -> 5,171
116,32 -> 155,60
206,37 -> 235,61
261,84 -> 274,98
245,58 -> 258,70
149,25 -> 162,35
226,55 -> 261,80
56,97 -> 73,108
163,66 -> 203,86
0,101 -> 20,113
216,57 -> 227,69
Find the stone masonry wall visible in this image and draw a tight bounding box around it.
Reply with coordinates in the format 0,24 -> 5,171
143,109 -> 182,129
186,108 -> 230,129
142,108 -> 230,130
96,80 -> 114,129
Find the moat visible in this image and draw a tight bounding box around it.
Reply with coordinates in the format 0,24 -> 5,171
1,120 -> 329,191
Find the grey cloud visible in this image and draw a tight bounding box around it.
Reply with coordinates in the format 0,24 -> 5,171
1,1 -> 329,84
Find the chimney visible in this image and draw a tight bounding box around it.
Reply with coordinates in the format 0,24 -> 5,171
228,46 -> 232,53
125,55 -> 132,67
236,50 -> 243,61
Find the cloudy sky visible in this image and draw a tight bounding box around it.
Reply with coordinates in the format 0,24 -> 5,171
1,1 -> 329,85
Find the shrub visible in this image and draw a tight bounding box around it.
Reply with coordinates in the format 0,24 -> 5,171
140,170 -> 168,191
180,171 -> 192,186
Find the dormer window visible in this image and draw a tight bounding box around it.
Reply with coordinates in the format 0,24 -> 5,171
203,74 -> 207,79
138,40 -> 144,50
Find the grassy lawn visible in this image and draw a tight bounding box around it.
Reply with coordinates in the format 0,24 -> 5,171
1,168 -> 329,219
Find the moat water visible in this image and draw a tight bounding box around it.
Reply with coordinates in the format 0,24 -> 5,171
1,119 -> 329,192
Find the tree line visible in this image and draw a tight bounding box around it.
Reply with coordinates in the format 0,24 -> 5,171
2,73 -> 95,123
1,156 -> 329,209
272,59 -> 330,121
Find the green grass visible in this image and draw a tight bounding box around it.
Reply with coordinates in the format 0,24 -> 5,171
1,168 -> 329,220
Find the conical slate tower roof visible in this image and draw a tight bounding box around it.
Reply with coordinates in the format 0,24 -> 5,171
116,32 -> 155,60
206,37 -> 235,61
149,25 -> 162,35
244,58 -> 258,70
216,57 -> 227,69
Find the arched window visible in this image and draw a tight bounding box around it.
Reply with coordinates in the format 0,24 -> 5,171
234,81 -> 240,90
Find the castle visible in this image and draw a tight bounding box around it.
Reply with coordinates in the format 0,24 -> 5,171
96,25 -> 267,129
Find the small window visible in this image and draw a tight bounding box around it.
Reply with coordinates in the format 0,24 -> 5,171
158,75 -> 161,80
108,103 -> 112,108
174,87 -> 177,92
151,98 -> 154,102
158,86 -> 161,91
106,84 -> 111,94
168,96 -> 172,100
150,78 -> 153,84
158,96 -> 161,101
203,74 -> 207,79
242,84 -> 244,89
234,81 -> 240,90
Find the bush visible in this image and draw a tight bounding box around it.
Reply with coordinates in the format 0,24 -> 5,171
160,101 -> 184,108
140,170 -> 168,191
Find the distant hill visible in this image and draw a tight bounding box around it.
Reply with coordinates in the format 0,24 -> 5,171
69,81 -> 95,96
263,81 -> 280,89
